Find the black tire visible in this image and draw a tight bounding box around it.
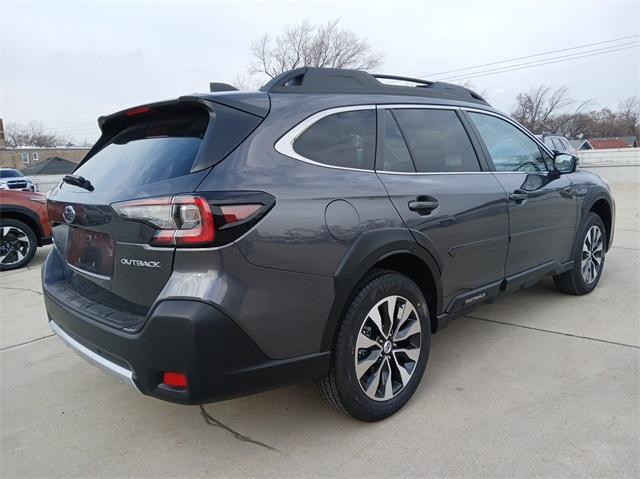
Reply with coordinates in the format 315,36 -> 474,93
553,212 -> 606,295
0,219 -> 38,271
316,269 -> 431,422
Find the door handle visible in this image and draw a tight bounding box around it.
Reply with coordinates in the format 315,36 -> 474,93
509,189 -> 528,204
561,186 -> 575,198
408,200 -> 439,213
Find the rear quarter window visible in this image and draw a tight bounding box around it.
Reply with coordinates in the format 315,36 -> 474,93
293,109 -> 376,170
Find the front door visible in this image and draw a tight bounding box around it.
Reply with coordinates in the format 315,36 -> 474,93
466,111 -> 578,276
376,107 -> 509,311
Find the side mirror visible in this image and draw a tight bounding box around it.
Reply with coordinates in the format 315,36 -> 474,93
553,153 -> 577,174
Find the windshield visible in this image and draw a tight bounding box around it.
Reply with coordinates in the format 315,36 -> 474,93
0,169 -> 24,178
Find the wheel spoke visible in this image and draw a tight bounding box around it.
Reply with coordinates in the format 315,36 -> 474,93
391,353 -> 411,387
364,360 -> 384,397
366,308 -> 386,340
394,318 -> 420,341
382,358 -> 394,400
355,348 -> 382,379
395,346 -> 420,362
385,296 -> 397,337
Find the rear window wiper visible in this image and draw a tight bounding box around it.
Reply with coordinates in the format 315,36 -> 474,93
62,174 -> 94,192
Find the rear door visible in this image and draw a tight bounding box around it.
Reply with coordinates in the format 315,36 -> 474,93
465,111 -> 578,277
376,106 -> 509,312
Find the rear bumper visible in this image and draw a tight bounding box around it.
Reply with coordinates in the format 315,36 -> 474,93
44,276 -> 330,405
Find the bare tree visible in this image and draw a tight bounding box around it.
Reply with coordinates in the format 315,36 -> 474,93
250,19 -> 383,80
617,96 -> 640,138
5,121 -> 71,147
511,85 -> 589,133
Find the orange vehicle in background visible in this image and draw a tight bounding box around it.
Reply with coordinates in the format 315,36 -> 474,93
0,190 -> 52,270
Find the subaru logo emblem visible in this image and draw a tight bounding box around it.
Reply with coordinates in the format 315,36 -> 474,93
63,205 -> 76,224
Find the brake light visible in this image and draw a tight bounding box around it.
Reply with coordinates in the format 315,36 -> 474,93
126,106 -> 151,117
112,195 -> 214,246
220,204 -> 262,223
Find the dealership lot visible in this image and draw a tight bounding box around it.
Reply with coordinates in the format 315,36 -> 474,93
1,185 -> 638,478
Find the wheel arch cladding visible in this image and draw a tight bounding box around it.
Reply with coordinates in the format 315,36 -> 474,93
321,228 -> 443,350
0,207 -> 43,245
589,198 -> 612,250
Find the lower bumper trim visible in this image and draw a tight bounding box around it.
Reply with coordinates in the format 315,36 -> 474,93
49,320 -> 139,392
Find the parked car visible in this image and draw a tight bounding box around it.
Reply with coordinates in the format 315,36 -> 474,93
0,190 -> 52,270
0,168 -> 36,192
536,133 -> 578,157
43,68 -> 614,421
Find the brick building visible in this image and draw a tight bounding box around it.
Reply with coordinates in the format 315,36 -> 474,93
0,118 -> 90,170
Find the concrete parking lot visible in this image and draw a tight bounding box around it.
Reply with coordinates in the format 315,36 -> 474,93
1,185 -> 638,478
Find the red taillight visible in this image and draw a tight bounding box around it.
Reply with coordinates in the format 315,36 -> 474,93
112,195 -> 215,246
162,371 -> 187,388
126,106 -> 151,117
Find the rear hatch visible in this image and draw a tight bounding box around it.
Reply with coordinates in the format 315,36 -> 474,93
45,95 -> 268,332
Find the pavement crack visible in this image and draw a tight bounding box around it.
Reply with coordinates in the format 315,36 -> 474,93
611,246 -> 640,252
0,286 -> 43,296
464,314 -> 640,349
1,334 -> 55,351
199,405 -> 281,453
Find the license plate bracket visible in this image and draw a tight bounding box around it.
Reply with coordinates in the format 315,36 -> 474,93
66,228 -> 115,278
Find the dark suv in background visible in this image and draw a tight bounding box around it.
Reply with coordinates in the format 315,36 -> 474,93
43,68 -> 614,421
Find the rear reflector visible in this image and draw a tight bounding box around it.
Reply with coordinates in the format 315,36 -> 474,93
163,372 -> 187,388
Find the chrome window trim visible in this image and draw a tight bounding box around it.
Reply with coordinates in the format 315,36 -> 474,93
274,105 -> 376,173
274,102 -> 553,174
50,320 -> 139,391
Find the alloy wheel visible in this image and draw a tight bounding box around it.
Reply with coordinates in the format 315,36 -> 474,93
354,295 -> 422,401
581,225 -> 603,284
0,226 -> 31,267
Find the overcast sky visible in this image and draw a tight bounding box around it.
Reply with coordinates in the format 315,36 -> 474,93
1,0 -> 639,143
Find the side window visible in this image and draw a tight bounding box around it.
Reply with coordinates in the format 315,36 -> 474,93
293,110 -> 376,170
378,110 -> 415,172
468,112 -> 548,172
392,109 -> 481,173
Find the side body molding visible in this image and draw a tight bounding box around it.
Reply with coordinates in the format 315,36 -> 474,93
320,228 -> 443,350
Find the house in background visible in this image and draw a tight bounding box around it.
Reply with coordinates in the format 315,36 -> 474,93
589,137 -> 638,149
0,146 -> 90,170
569,139 -> 594,151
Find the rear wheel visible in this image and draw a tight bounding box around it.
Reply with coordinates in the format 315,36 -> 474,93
0,219 -> 37,271
317,270 -> 431,421
554,212 -> 606,295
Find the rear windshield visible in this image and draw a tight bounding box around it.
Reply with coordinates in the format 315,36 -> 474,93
72,108 -> 209,191
0,169 -> 23,178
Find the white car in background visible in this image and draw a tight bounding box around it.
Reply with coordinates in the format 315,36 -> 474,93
0,168 -> 36,192
536,134 -> 578,157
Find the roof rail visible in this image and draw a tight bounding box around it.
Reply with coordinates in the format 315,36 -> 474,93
260,67 -> 488,105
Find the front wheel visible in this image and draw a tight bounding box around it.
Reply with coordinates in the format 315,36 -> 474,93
554,212 -> 606,295
0,219 -> 38,271
316,270 -> 431,422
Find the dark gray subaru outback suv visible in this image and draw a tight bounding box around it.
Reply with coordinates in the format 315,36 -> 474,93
43,68 -> 614,421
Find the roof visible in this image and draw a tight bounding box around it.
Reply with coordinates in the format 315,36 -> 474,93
589,138 -> 630,149
259,67 -> 490,105
22,156 -> 78,175
570,139 -> 593,149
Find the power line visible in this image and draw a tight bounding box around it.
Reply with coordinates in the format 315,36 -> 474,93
439,43 -> 639,83
420,33 -> 640,79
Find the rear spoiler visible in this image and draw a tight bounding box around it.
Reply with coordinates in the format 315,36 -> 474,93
78,93 -> 270,173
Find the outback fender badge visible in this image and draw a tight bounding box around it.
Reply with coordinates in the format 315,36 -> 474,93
63,205 -> 76,224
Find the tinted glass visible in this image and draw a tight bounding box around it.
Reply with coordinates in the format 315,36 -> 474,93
469,112 -> 548,172
73,110 -> 208,191
378,110 -> 415,172
393,109 -> 480,173
0,169 -> 23,178
293,110 -> 376,170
